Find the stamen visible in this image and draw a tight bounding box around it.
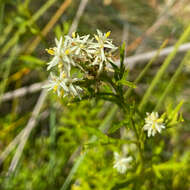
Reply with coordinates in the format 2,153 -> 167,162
65,49 -> 70,55
105,31 -> 111,38
45,48 -> 55,55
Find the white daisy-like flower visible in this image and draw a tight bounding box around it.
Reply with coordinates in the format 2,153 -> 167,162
143,112 -> 165,137
63,33 -> 92,72
67,32 -> 90,56
43,72 -> 82,98
43,72 -> 63,97
46,37 -> 74,76
113,152 -> 133,174
92,30 -> 117,72
94,29 -> 117,51
47,37 -> 63,71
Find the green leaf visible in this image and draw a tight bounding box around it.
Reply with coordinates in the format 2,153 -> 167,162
54,25 -> 63,39
116,79 -> 136,88
19,55 -> 45,66
63,21 -> 70,35
28,26 -> 39,35
109,60 -> 119,71
167,100 -> 184,126
108,124 -> 123,134
82,126 -> 108,140
154,162 -> 185,171
119,42 -> 126,79
108,119 -> 129,134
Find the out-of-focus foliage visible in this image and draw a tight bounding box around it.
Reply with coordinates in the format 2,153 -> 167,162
0,0 -> 190,190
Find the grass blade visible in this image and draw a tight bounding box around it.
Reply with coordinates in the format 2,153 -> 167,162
155,50 -> 190,110
139,24 -> 190,111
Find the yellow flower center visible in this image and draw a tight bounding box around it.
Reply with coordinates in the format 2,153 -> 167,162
152,118 -> 163,129
65,49 -> 70,55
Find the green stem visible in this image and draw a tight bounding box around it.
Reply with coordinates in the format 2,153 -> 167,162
131,118 -> 144,164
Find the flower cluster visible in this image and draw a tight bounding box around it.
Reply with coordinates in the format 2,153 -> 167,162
143,112 -> 165,137
43,30 -> 117,98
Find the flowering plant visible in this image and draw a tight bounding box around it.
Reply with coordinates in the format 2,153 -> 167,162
43,30 -> 184,189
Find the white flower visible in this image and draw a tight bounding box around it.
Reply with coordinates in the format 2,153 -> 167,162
113,152 -> 133,174
43,72 -> 82,98
46,37 -> 74,76
43,72 -> 63,97
94,30 -> 117,51
47,37 -> 63,71
67,33 -> 90,56
143,112 -> 165,137
92,30 -> 117,72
